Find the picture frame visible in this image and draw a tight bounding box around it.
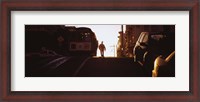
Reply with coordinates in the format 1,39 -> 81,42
0,0 -> 199,102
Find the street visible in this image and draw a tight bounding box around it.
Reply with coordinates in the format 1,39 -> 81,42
25,55 -> 146,77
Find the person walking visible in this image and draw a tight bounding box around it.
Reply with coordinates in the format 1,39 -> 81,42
99,41 -> 106,57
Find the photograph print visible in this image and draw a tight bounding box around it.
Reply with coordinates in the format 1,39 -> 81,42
25,25 -> 175,77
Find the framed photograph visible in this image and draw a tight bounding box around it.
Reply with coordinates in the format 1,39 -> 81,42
1,0 -> 199,102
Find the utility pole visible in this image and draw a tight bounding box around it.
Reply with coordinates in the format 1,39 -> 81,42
121,25 -> 124,56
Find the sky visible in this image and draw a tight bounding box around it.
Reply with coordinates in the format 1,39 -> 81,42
67,25 -> 122,57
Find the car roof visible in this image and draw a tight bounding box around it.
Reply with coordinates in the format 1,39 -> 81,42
141,31 -> 174,35
150,32 -> 173,35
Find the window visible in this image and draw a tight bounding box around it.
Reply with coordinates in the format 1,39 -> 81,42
150,35 -> 164,41
142,33 -> 149,43
138,33 -> 145,43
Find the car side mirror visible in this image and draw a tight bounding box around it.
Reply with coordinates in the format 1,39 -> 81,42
152,56 -> 167,77
155,56 -> 167,66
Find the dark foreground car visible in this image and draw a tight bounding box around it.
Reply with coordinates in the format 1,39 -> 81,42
133,31 -> 175,76
133,32 -> 175,63
152,51 -> 175,77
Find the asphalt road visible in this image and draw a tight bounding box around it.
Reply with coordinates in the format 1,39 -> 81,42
25,55 -> 146,77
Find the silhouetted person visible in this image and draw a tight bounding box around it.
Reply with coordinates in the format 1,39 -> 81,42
99,41 -> 106,57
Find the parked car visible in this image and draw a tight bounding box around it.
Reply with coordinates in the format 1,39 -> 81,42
133,32 -> 175,63
133,32 -> 175,76
152,51 -> 175,77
